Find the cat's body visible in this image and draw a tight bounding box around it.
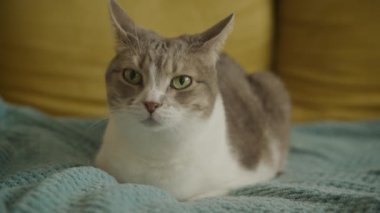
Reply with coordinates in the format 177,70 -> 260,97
96,0 -> 290,201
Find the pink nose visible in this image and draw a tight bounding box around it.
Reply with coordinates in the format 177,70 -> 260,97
144,102 -> 162,113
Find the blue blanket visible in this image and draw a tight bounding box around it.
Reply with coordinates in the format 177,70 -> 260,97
0,99 -> 379,212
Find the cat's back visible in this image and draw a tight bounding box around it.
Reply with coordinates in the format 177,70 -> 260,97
216,53 -> 291,170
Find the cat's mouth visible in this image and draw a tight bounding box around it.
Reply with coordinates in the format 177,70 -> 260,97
141,117 -> 160,127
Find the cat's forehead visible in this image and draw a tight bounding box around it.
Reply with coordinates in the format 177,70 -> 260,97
136,38 -> 194,75
116,36 -> 211,78
148,38 -> 187,53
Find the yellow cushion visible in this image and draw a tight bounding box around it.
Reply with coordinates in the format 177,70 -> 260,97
0,0 -> 273,117
275,0 -> 380,122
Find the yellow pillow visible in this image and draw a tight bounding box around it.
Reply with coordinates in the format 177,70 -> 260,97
0,0 -> 273,117
275,0 -> 380,122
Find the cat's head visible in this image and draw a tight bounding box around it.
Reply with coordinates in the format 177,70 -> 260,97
106,0 -> 233,131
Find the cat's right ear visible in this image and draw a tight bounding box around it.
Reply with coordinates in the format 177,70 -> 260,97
109,0 -> 142,52
188,14 -> 234,64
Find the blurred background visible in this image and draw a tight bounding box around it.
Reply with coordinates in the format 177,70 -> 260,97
0,0 -> 379,122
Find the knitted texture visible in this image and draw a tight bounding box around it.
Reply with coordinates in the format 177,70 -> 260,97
0,99 -> 379,212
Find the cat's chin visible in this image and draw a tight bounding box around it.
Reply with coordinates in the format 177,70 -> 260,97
141,117 -> 161,127
140,117 -> 171,132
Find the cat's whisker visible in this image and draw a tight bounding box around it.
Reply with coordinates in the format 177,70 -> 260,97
109,105 -> 125,112
85,117 -> 109,131
110,107 -> 147,121
133,24 -> 142,54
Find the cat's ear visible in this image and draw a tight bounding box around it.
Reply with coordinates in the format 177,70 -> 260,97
109,0 -> 143,52
190,14 -> 234,63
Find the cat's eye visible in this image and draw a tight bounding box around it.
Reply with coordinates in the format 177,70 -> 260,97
122,69 -> 143,85
171,75 -> 192,90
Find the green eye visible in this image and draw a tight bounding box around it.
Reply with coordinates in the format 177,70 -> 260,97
123,69 -> 142,85
171,75 -> 192,90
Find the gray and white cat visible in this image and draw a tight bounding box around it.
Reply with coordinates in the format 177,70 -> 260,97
96,0 -> 291,201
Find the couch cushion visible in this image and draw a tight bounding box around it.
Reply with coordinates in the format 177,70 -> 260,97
0,0 -> 273,117
275,0 -> 380,122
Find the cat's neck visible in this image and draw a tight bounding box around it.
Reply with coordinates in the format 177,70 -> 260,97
105,95 -> 229,162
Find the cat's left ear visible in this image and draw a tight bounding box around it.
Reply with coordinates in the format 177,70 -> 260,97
190,14 -> 234,63
109,0 -> 144,52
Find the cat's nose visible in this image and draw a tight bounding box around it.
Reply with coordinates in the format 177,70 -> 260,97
144,101 -> 162,114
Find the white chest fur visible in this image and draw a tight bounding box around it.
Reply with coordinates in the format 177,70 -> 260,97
95,96 -> 277,200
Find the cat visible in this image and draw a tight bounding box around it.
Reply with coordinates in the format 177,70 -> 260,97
95,0 -> 291,201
